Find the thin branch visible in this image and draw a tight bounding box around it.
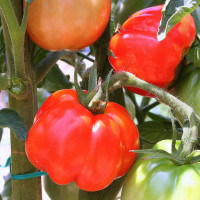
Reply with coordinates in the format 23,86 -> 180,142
142,101 -> 160,113
34,50 -> 75,84
21,1 -> 30,33
77,52 -> 95,62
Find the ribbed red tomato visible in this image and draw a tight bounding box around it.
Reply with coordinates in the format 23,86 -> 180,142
26,89 -> 139,191
26,0 -> 111,51
109,5 -> 196,97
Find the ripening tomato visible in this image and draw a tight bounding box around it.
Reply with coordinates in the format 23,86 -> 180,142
26,0 -> 111,51
121,140 -> 200,200
26,89 -> 139,191
109,5 -> 196,97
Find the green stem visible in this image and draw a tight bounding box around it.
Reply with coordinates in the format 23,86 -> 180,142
0,0 -> 26,78
169,110 -> 177,154
93,20 -> 111,78
126,91 -> 144,123
1,16 -> 15,77
178,112 -> 198,159
0,73 -> 9,90
21,1 -> 29,33
142,101 -> 160,113
77,52 -> 94,62
102,72 -> 200,123
34,50 -> 75,84
1,0 -> 42,199
89,72 -> 200,157
0,1 -> 21,35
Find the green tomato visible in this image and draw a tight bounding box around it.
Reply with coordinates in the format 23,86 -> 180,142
173,65 -> 200,116
121,140 -> 200,200
114,0 -> 165,26
44,175 -> 79,200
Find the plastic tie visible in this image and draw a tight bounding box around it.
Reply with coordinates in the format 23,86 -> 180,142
12,171 -> 48,180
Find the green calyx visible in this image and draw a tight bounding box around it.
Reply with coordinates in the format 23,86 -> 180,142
74,57 -> 112,114
132,139 -> 200,166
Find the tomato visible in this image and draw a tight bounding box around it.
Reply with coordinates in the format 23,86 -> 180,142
26,89 -> 139,191
114,0 -> 165,26
121,140 -> 200,200
26,0 -> 111,51
173,65 -> 200,116
109,5 -> 196,97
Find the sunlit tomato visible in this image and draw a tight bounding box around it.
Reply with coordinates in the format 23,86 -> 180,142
121,140 -> 200,200
26,89 -> 139,191
109,5 -> 196,97
26,0 -> 111,51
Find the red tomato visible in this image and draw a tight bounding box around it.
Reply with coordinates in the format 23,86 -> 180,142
108,5 -> 196,97
26,0 -> 111,51
26,89 -> 139,191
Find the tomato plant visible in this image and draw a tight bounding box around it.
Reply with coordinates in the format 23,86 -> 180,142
25,89 -> 139,191
121,140 -> 200,200
26,0 -> 111,51
109,5 -> 196,96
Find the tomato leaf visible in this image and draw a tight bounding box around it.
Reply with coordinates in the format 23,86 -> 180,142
88,66 -> 97,93
138,121 -> 182,149
40,65 -> 73,92
0,108 -> 28,141
157,0 -> 200,41
191,6 -> 200,34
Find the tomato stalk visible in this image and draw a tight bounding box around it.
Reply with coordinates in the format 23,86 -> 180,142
0,0 -> 42,199
114,72 -> 200,159
85,71 -> 200,161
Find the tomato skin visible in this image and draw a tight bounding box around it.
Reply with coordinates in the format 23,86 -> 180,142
109,5 -> 196,97
121,140 -> 200,200
26,89 -> 139,191
26,0 -> 111,51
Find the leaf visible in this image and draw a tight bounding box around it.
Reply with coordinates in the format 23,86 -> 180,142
40,64 -> 73,92
157,0 -> 200,41
191,6 -> 200,34
88,66 -> 97,93
0,108 -> 28,141
147,112 -> 171,123
138,121 -> 182,149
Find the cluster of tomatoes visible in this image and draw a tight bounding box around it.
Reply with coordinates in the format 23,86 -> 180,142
25,0 -> 199,199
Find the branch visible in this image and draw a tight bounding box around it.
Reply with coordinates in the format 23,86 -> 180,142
0,0 -> 27,78
34,50 -> 75,84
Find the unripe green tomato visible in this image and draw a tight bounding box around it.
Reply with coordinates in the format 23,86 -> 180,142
173,65 -> 200,116
44,175 -> 79,200
121,140 -> 200,200
114,0 -> 165,25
